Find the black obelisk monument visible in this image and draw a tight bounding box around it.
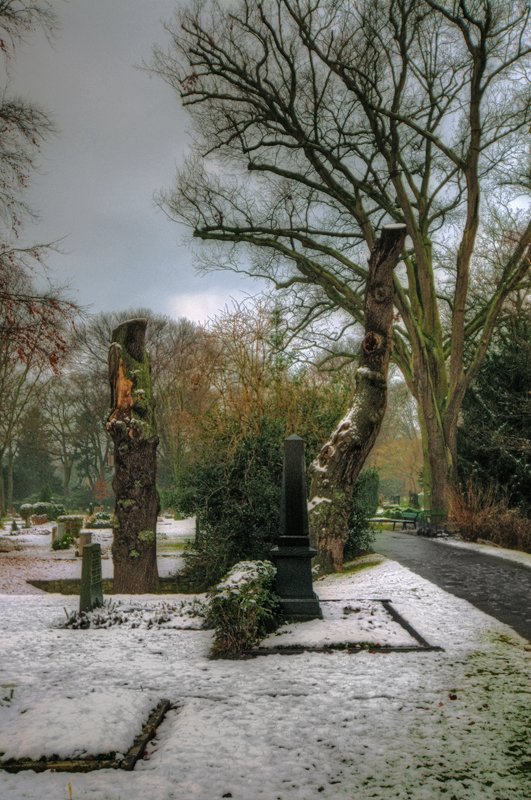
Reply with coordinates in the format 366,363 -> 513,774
271,435 -> 322,621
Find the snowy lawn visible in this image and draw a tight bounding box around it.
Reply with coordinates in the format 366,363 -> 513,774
1,557 -> 531,799
0,518 -> 195,593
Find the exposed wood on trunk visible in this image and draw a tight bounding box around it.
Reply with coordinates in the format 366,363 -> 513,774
106,318 -> 160,593
309,224 -> 407,574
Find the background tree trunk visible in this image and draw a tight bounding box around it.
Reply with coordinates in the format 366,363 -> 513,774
106,319 -> 159,593
7,442 -> 14,512
309,224 -> 406,573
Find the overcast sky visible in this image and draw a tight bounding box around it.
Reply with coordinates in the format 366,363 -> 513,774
7,0 -> 262,324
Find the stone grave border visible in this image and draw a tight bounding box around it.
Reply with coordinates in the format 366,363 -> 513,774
26,575 -> 199,594
0,699 -> 172,774
247,598 -> 444,656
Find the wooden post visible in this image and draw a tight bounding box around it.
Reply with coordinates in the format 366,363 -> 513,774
309,224 -> 407,574
106,318 -> 159,593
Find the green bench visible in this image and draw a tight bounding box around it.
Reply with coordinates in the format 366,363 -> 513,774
370,512 -> 422,530
392,511 -> 421,530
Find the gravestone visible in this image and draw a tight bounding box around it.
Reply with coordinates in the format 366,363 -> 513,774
80,543 -> 103,613
56,521 -> 65,541
78,531 -> 92,558
270,435 -> 322,621
51,524 -> 58,542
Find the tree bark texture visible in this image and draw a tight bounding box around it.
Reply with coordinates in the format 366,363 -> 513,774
309,224 -> 407,574
6,442 -> 13,512
106,319 -> 160,593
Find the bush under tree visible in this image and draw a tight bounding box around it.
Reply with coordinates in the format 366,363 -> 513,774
172,301 -> 361,589
458,310 -> 531,517
207,560 -> 283,658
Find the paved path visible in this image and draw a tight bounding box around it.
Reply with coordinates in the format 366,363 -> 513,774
373,530 -> 531,643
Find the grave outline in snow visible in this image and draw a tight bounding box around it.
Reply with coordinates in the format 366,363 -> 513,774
248,598 -> 443,656
0,699 -> 173,774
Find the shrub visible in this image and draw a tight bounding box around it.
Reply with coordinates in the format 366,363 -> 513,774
19,504 -> 34,525
451,478 -> 531,552
450,479 -> 500,543
457,315 -> 531,517
39,484 -> 53,503
178,416 -> 286,589
85,512 -> 112,529
57,515 -> 85,538
344,468 -> 378,560
170,302 -> 363,590
207,560 -> 282,658
48,503 -> 65,521
486,509 -> 531,553
52,533 -> 76,550
18,502 -> 66,523
179,522 -> 234,593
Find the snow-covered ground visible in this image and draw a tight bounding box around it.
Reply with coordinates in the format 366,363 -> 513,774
439,533 -> 531,568
0,518 -> 195,593
1,541 -> 531,799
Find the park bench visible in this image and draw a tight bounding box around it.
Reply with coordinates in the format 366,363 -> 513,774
394,511 -> 422,530
370,511 -> 422,530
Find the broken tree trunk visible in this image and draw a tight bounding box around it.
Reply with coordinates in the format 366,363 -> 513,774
308,223 -> 407,574
106,318 -> 160,593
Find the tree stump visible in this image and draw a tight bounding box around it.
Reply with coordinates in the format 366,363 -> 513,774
309,224 -> 407,574
106,318 -> 159,593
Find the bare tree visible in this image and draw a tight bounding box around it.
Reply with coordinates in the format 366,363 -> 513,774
0,2 -> 80,510
0,275 -> 55,513
308,223 -> 405,571
151,0 -> 531,515
41,375 -> 81,498
0,2 -> 78,368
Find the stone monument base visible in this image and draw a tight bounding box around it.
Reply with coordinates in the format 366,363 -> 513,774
278,596 -> 323,622
271,544 -> 323,622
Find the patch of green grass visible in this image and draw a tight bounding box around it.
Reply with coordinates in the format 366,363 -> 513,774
341,557 -> 385,575
158,540 -> 188,552
371,522 -> 394,531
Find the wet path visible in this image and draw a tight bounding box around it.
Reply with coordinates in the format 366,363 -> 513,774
373,530 -> 531,642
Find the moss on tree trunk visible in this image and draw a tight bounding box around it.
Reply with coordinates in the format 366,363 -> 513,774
106,318 -> 159,593
309,224 -> 406,574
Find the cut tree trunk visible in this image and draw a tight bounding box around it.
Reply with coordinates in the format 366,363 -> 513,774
309,224 -> 407,574
106,318 -> 160,593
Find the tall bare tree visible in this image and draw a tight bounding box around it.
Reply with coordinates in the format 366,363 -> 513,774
0,1 -> 79,511
151,0 -> 531,514
0,1 -> 77,368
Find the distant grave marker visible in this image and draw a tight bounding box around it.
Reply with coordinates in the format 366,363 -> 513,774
78,531 -> 92,558
80,543 -> 103,613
